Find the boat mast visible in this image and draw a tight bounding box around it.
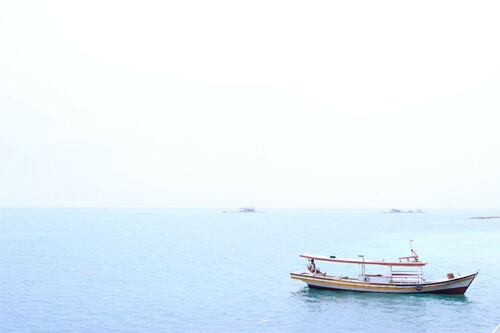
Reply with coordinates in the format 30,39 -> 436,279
358,255 -> 366,276
410,240 -> 424,282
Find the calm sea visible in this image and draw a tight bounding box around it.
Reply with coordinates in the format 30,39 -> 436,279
1,208 -> 499,332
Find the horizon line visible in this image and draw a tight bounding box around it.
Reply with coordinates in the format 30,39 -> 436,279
0,206 -> 498,210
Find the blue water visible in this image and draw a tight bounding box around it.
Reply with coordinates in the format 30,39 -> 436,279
1,208 -> 499,332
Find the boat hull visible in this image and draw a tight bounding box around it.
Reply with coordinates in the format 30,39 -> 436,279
290,271 -> 478,295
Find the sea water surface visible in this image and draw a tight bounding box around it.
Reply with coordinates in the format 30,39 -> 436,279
1,208 -> 499,332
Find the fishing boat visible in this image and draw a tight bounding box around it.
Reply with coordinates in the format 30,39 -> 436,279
290,242 -> 478,294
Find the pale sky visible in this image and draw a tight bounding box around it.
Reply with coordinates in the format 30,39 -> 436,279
1,0 -> 499,208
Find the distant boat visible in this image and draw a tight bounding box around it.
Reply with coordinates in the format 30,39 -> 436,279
291,241 -> 477,295
382,209 -> 425,213
222,207 -> 265,213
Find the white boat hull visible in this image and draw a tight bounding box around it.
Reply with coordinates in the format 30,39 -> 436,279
290,271 -> 478,295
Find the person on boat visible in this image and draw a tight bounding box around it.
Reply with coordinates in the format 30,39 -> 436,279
307,259 -> 326,276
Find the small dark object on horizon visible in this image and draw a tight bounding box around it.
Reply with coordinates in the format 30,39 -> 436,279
468,216 -> 500,219
330,256 -> 336,258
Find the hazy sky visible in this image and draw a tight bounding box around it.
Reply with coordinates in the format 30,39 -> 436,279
1,1 -> 499,208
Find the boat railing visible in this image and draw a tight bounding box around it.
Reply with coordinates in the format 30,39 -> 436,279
390,270 -> 423,283
391,276 -> 422,282
398,255 -> 419,262
390,268 -> 423,278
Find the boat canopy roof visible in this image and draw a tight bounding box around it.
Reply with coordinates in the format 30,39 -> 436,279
300,254 -> 428,266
